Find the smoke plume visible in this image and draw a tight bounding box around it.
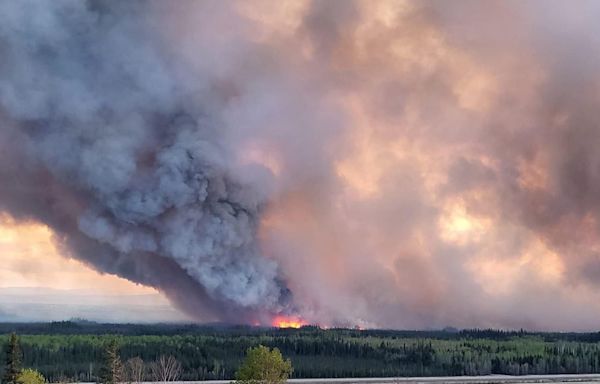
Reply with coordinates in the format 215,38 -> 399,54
3,0 -> 600,330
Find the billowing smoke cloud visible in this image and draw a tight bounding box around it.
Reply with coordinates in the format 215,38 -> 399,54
3,0 -> 600,330
0,0 -> 293,323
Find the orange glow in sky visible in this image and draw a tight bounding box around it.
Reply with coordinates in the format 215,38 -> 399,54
0,215 -> 156,294
0,215 -> 191,322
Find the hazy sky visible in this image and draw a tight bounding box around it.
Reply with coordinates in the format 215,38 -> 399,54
0,215 -> 189,322
3,0 -> 600,330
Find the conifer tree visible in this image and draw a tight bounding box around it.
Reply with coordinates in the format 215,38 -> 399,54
98,339 -> 123,384
3,333 -> 22,384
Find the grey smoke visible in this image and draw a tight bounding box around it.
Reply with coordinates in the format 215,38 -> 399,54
0,0 -> 290,322
5,0 -> 600,331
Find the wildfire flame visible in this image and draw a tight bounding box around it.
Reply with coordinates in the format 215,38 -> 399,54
272,315 -> 306,328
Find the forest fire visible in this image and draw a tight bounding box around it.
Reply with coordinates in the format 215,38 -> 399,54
272,315 -> 306,328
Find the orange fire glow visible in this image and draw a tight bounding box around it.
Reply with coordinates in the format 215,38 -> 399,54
272,315 -> 306,328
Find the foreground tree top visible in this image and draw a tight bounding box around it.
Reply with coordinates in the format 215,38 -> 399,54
235,345 -> 292,384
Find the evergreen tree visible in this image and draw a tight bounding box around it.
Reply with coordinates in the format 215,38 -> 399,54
98,340 -> 123,384
3,333 -> 22,384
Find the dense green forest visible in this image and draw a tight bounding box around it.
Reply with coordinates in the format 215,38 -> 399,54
3,322 -> 600,382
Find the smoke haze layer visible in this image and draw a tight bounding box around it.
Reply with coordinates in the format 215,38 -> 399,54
2,0 -> 600,330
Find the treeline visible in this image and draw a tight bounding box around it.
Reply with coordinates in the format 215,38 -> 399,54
3,322 -> 600,381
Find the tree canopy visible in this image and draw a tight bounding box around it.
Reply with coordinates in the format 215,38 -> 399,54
17,369 -> 45,384
6,325 -> 600,381
235,345 -> 292,384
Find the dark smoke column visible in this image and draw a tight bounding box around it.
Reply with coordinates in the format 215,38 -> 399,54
0,1 -> 291,322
